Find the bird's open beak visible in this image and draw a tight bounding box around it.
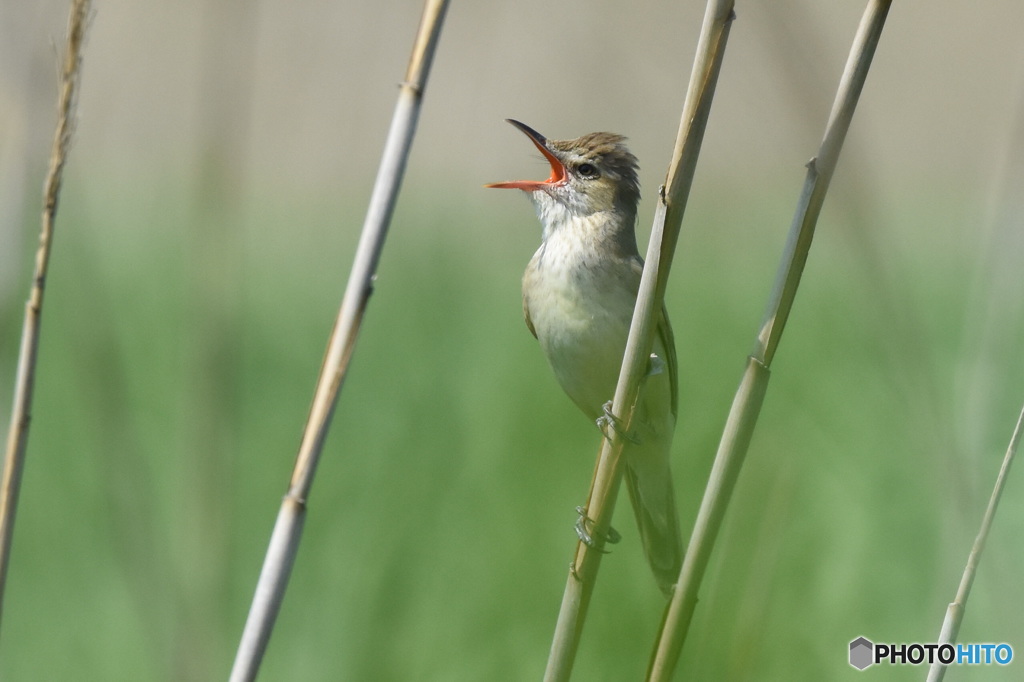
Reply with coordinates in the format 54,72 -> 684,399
485,119 -> 567,191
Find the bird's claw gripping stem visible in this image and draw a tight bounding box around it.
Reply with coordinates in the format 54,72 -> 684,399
574,506 -> 620,551
596,401 -> 641,444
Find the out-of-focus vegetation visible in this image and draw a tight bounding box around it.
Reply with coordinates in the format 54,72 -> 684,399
3,1 -> 1024,679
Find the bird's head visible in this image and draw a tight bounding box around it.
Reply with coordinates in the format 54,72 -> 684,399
486,119 -> 640,225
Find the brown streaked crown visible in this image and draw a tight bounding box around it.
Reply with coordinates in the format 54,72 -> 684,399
549,132 -> 640,212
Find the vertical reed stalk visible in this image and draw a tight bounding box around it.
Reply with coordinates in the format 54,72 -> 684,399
646,2 -> 892,679
925,404 -> 1022,682
227,2 -> 449,680
0,0 -> 92,638
543,3 -> 735,680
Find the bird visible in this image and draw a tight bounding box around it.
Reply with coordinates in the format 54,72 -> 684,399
486,119 -> 683,595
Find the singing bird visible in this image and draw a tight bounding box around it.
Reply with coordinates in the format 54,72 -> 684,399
486,119 -> 683,594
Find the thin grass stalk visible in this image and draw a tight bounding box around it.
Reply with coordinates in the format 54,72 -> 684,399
924,404 -> 1023,682
543,4 -> 735,681
0,0 -> 91,637
227,2 -> 449,679
646,2 -> 891,679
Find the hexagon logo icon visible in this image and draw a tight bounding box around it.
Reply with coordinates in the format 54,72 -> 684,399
850,637 -> 874,670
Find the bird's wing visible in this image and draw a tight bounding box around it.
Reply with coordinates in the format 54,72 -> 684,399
658,303 -> 679,419
523,297 -> 538,339
630,257 -> 679,419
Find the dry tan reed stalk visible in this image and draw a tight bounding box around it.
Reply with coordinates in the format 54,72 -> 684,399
646,2 -> 892,679
542,3 -> 735,681
227,1 -> 449,680
0,0 -> 92,638
925,404 -> 1023,682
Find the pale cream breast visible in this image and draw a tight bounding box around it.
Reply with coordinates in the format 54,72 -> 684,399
522,227 -> 640,419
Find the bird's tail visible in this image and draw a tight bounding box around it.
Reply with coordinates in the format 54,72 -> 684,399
622,430 -> 684,596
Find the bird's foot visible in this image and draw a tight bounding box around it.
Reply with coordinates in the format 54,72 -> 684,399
596,401 -> 641,444
574,506 -> 621,551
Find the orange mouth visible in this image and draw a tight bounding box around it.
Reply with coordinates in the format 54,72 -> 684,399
485,119 -> 566,191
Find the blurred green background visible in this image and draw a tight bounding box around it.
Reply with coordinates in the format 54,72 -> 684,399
2,1 -> 1024,680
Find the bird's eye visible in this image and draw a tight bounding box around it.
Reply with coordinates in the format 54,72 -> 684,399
577,163 -> 599,179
